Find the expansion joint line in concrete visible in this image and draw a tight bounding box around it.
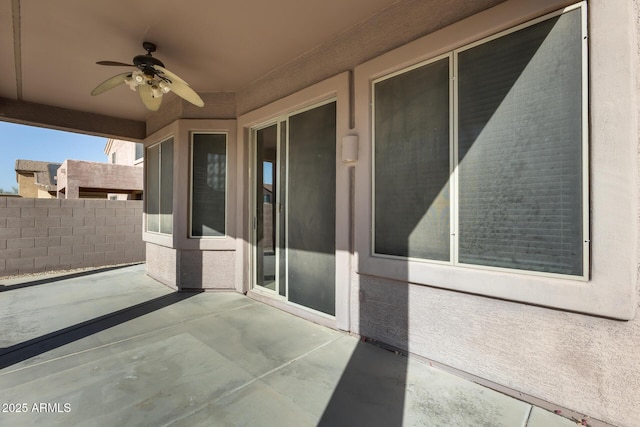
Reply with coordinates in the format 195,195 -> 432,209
163,335 -> 346,427
0,300 -> 257,377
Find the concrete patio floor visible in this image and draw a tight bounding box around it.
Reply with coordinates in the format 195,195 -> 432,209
0,264 -> 575,426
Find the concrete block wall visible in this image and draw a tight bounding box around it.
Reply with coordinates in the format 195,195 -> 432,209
0,197 -> 144,277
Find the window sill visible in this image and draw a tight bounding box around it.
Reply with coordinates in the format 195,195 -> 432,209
357,253 -> 636,320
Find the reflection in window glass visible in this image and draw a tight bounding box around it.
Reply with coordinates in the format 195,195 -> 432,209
374,57 -> 450,261
457,9 -> 583,275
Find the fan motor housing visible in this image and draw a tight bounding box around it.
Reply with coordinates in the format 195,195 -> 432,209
133,55 -> 165,70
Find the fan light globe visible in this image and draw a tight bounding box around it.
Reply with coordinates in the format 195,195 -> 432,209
124,77 -> 138,91
159,81 -> 171,93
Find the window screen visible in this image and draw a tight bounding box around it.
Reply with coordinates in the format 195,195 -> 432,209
146,138 -> 173,234
288,102 -> 336,315
160,139 -> 174,234
146,144 -> 160,233
374,57 -> 450,261
457,9 -> 583,275
371,7 -> 585,277
191,133 -> 226,237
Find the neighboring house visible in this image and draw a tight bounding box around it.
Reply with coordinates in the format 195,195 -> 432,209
104,139 -> 144,200
14,159 -> 61,198
56,159 -> 143,199
53,139 -> 144,200
104,139 -> 144,167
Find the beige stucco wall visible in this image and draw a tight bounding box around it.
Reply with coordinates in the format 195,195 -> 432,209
145,242 -> 177,289
16,173 -> 55,199
235,0 -> 509,115
17,173 -> 37,198
178,250 -> 236,290
36,188 -> 55,199
104,139 -> 143,200
348,1 -> 640,426
105,139 -> 143,167
57,159 -> 143,199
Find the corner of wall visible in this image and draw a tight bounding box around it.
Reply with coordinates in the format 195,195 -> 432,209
145,92 -> 238,137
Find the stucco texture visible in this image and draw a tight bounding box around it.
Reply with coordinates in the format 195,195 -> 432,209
178,250 -> 236,290
236,0 -> 508,115
145,242 -> 177,288
355,274 -> 640,426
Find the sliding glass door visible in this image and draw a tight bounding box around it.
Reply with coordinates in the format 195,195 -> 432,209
252,101 -> 336,316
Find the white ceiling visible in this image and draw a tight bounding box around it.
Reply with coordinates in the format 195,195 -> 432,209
1,0 -> 401,122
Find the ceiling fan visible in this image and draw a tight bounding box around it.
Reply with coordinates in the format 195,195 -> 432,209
91,42 -> 204,111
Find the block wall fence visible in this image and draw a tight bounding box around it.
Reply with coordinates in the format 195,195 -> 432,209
0,197 -> 145,277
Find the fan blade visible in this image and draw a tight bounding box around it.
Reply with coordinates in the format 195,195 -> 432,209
138,84 -> 162,111
154,65 -> 188,85
154,66 -> 203,106
97,61 -> 134,66
91,72 -> 131,96
167,80 -> 204,107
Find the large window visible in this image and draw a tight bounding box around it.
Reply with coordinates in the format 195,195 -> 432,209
146,137 -> 174,234
190,132 -> 227,237
373,5 -> 587,278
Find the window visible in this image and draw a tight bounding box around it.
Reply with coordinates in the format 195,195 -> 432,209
374,57 -> 451,262
135,143 -> 144,161
372,6 -> 586,278
146,137 -> 174,234
111,152 -> 116,164
190,133 -> 226,237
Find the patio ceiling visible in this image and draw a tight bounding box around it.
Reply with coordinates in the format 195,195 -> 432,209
0,0 -> 399,135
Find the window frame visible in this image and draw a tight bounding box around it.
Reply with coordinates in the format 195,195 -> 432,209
352,0 -> 636,319
188,131 -> 229,239
371,52 -> 455,267
370,3 -> 589,281
145,135 -> 174,236
134,142 -> 144,162
452,2 -> 589,281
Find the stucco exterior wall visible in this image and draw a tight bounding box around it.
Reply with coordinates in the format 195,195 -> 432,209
16,173 -> 38,198
145,242 -> 177,289
178,250 -> 236,290
236,0 -> 509,115
36,188 -> 54,199
105,139 -> 143,167
354,275 -> 640,427
57,159 -> 143,199
144,245 -> 236,291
